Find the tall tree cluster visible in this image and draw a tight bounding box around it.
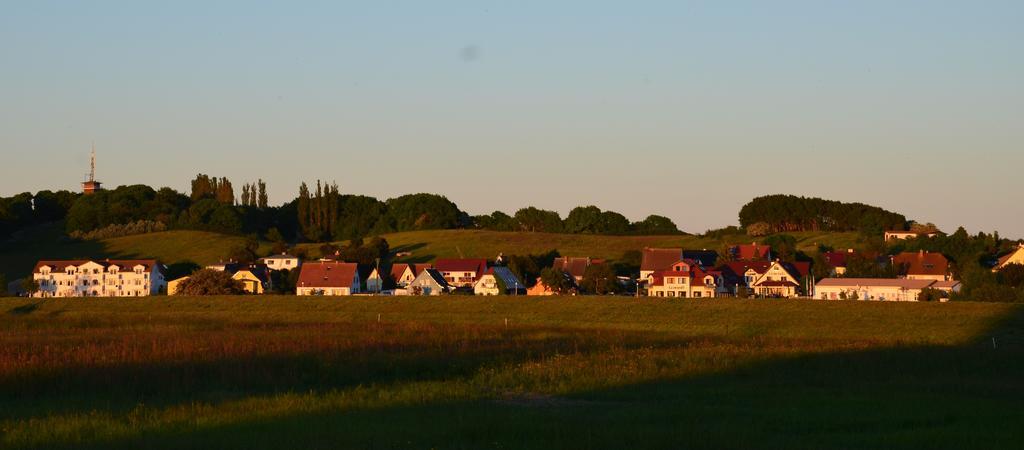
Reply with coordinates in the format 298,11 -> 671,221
738,195 -> 906,234
240,179 -> 269,208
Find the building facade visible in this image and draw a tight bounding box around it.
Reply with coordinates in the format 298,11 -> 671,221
32,259 -> 166,298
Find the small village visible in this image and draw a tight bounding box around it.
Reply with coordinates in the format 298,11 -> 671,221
27,234 -> 1024,301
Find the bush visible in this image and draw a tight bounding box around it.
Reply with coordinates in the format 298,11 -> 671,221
174,269 -> 245,296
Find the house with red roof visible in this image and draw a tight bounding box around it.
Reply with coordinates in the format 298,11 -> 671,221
296,261 -> 361,296
553,257 -> 605,282
32,259 -> 166,298
891,251 -> 951,282
388,263 -> 432,288
640,248 -> 684,280
434,258 -> 489,288
473,267 -> 526,296
647,259 -> 720,298
729,242 -> 772,261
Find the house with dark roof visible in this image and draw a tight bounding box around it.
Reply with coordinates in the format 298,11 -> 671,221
891,251 -> 951,282
434,258 -> 489,288
553,257 -> 605,282
32,259 -> 166,298
296,261 -> 361,296
717,260 -> 809,298
474,266 -> 526,296
408,268 -> 453,295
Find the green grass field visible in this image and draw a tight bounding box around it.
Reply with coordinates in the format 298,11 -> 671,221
308,229 -> 864,263
1,296 -> 1021,449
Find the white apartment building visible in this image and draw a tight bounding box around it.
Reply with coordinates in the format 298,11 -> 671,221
32,259 -> 166,298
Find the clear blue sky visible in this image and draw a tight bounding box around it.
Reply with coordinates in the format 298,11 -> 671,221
2,1 -> 1021,237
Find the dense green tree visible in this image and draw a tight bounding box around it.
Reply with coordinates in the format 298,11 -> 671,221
997,264 -> 1024,288
207,205 -> 243,234
514,207 -> 563,233
539,268 -> 574,294
385,193 -> 463,231
579,263 -> 620,295
763,234 -> 798,262
632,215 -> 681,235
739,195 -> 906,233
564,206 -> 604,233
174,269 -> 245,295
474,211 -> 518,231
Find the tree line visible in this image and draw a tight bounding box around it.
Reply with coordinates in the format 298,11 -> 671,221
739,195 -> 907,235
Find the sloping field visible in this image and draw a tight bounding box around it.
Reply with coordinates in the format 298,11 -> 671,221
375,229 -> 862,263
0,226 -> 260,280
1,296 -> 1021,449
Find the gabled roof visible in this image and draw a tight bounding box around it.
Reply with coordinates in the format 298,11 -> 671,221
233,264 -> 271,284
552,257 -> 603,279
34,259 -> 161,274
650,259 -> 718,287
997,246 -> 1024,268
435,258 -> 488,274
414,268 -> 452,289
718,260 -> 808,283
297,261 -> 359,288
641,248 -> 684,272
891,251 -> 949,277
390,263 -> 432,280
730,243 -> 771,261
481,266 -> 526,289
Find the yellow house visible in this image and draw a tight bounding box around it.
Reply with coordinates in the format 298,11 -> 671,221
167,276 -> 190,295
995,244 -> 1024,271
167,264 -> 271,295
231,268 -> 268,294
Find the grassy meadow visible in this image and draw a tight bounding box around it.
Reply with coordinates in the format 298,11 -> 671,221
1,296 -> 1022,449
0,225 -> 269,281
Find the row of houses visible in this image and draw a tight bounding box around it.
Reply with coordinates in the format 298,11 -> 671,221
26,244 -> 1024,301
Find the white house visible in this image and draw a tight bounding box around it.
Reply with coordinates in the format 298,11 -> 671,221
816,278 -> 942,301
296,261 -> 361,296
408,269 -> 452,296
32,259 -> 166,298
473,267 -> 526,296
647,260 -> 720,299
259,253 -> 301,272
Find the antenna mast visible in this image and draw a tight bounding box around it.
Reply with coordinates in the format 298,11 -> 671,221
89,143 -> 96,182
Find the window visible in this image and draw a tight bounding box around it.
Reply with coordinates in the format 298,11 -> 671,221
694,291 -> 702,298
680,292 -> 688,298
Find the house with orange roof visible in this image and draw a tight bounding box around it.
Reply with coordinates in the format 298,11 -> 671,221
434,258 -> 489,288
891,251 -> 951,282
647,259 -> 720,299
296,261 -> 361,296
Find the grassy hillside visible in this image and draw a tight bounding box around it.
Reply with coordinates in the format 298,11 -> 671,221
0,224 -> 264,280
1,296 -> 1021,449
3,226 -> 863,280
322,229 -> 864,263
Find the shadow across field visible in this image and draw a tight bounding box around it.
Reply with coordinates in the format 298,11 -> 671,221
0,323 -> 689,420
5,305 -> 1024,449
